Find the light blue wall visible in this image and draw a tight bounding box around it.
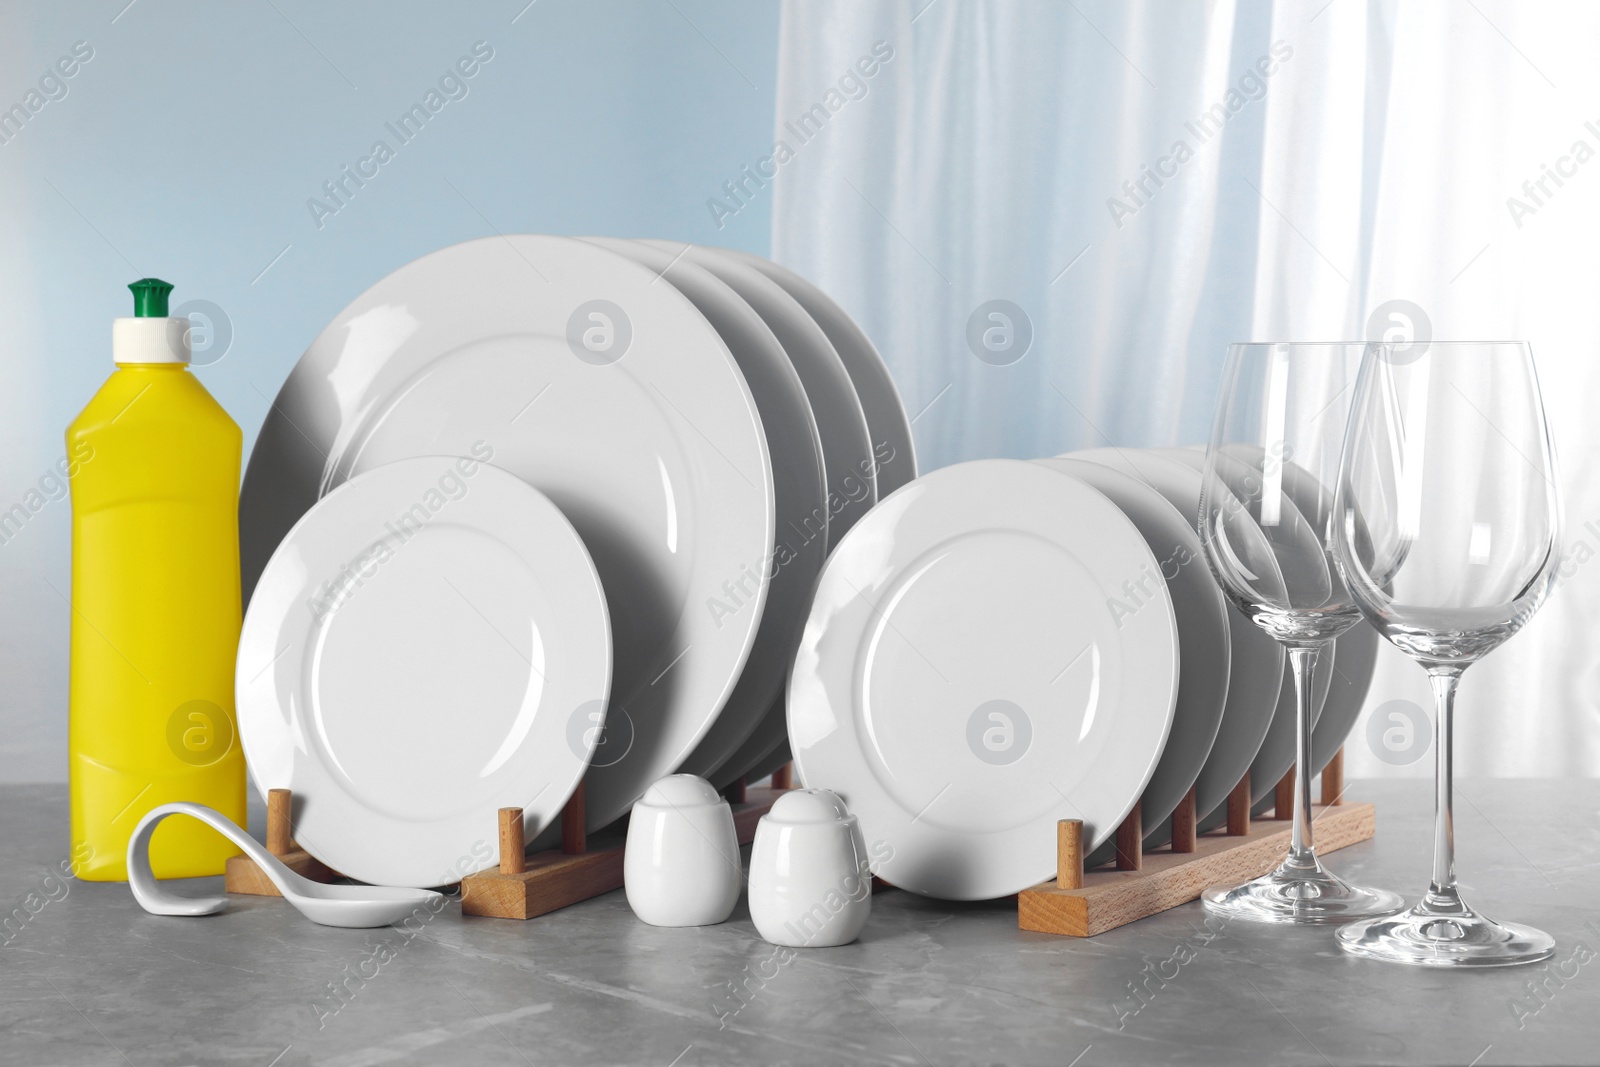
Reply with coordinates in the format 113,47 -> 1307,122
0,0 -> 782,780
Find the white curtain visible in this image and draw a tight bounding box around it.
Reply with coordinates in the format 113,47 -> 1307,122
770,0 -> 1600,778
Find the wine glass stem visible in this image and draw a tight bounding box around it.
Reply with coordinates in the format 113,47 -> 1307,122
1428,668 -> 1461,896
1286,644 -> 1321,867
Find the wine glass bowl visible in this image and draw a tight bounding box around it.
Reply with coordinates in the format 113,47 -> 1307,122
1197,343 -> 1404,923
1202,445 -> 1347,642
1333,340 -> 1559,966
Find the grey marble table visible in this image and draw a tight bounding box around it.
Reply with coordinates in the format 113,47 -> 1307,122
0,779 -> 1593,1066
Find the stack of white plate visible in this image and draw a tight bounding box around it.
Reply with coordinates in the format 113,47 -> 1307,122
785,447 -> 1378,900
235,235 -> 1375,897
235,237 -> 915,888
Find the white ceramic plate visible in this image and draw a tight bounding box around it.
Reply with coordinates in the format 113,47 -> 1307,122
789,459 -> 1178,900
1036,458 -> 1228,857
719,248 -> 917,496
1174,443 -> 1378,779
1150,448 -> 1330,811
237,458 -> 611,887
641,243 -> 878,789
739,709 -> 793,786
1067,449 -> 1284,826
638,242 -> 875,545
583,238 -> 827,780
718,704 -> 793,791
1313,620 -> 1377,778
238,235 -> 775,832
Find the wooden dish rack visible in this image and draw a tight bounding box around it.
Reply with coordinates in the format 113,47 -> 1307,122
227,754 -> 1373,937
225,764 -> 794,920
1019,747 -> 1375,936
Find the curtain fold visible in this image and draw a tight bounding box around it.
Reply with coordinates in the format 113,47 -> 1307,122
771,0 -> 1600,778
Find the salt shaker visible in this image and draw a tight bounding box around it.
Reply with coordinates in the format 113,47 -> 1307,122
748,788 -> 870,947
624,774 -> 742,927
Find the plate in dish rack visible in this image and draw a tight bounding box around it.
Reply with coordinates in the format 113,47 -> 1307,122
1035,457 -> 1228,857
639,242 -> 878,789
1067,448 -> 1287,826
237,459 -> 611,887
238,235 -> 775,833
1167,443 -> 1378,780
719,247 -> 917,497
582,238 -> 827,783
1148,447 -> 1330,813
787,459 -> 1178,900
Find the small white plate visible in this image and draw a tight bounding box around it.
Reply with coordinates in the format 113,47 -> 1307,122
1036,458 -> 1228,855
238,235 -> 775,833
1066,449 -> 1285,825
237,458 -> 611,887
789,459 -> 1178,900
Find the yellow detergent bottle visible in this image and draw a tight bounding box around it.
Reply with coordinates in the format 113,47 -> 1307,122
67,278 -> 245,880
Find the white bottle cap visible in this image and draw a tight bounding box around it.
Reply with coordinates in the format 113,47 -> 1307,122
112,317 -> 191,364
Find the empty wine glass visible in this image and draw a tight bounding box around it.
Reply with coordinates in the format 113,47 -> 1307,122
1332,341 -> 1559,967
1198,342 -> 1404,923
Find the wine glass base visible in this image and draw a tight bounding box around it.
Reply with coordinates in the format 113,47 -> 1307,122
1201,858 -> 1405,925
1336,892 -> 1555,967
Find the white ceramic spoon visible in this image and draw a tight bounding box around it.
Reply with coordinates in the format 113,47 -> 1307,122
128,802 -> 445,929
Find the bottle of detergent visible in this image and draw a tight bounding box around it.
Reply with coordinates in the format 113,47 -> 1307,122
67,279 -> 245,880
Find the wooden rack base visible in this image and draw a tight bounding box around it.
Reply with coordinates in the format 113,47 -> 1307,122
231,758 -> 1361,936
226,772 -> 794,921
1019,748 -> 1372,937
460,781 -> 785,919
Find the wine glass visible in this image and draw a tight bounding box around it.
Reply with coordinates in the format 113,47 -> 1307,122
1197,342 -> 1405,923
1332,341 -> 1559,966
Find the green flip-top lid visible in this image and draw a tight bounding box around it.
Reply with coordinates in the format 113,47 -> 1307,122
128,278 -> 174,317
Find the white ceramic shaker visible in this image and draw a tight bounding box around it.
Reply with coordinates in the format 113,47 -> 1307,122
624,774 -> 742,927
748,788 -> 871,947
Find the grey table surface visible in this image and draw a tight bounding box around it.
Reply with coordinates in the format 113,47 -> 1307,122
1,778 -> 1595,1067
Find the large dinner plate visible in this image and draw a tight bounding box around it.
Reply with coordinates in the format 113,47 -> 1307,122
789,459 -> 1178,900
1067,449 -> 1284,825
641,243 -> 878,788
638,242 -> 876,543
738,706 -> 794,787
237,458 -> 611,887
583,238 -> 827,780
1036,458 -> 1228,860
718,248 -> 917,496
238,235 -> 775,832
728,242 -> 928,789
